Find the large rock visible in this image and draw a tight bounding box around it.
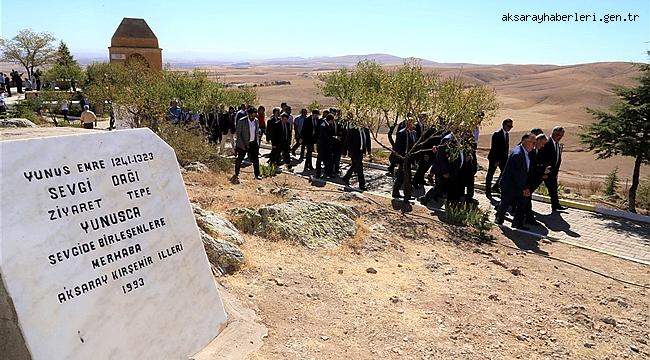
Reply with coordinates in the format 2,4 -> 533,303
0,118 -> 37,128
185,161 -> 210,173
230,199 -> 359,248
192,203 -> 245,274
199,229 -> 244,275
193,203 -> 244,245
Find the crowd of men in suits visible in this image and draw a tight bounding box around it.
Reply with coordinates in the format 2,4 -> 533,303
167,103 -> 372,187
167,101 -> 566,229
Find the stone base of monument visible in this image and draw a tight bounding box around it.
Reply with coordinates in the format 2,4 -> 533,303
190,282 -> 268,360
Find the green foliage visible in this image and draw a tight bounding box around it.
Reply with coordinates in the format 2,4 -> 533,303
86,61 -> 172,130
12,98 -> 42,121
307,100 -> 322,111
156,121 -> 230,171
581,63 -> 650,212
43,41 -> 84,90
636,176 -> 650,211
603,167 -> 620,196
319,60 -> 498,161
536,182 -> 565,198
85,64 -> 257,131
0,29 -> 57,78
259,164 -> 278,178
445,203 -> 493,238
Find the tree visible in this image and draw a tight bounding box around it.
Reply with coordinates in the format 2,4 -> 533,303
320,60 -> 498,199
44,41 -> 84,91
0,29 -> 56,79
85,62 -> 257,131
581,64 -> 650,213
85,60 -> 172,130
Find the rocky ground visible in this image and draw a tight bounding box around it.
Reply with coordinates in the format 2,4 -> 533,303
184,166 -> 649,360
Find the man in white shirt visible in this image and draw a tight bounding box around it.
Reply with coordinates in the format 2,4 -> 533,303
233,107 -> 261,183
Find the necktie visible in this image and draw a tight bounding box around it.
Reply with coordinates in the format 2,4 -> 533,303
555,142 -> 560,165
505,131 -> 509,147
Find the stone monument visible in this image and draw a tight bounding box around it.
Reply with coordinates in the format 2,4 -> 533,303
108,18 -> 163,71
0,129 -> 226,359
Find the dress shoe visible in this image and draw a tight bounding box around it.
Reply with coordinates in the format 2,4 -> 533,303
392,192 -> 402,199
343,179 -> 351,186
359,186 -> 368,192
552,205 -> 568,211
255,176 -> 262,180
417,196 -> 428,206
495,217 -> 504,225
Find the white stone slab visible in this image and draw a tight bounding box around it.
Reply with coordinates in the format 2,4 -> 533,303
0,128 -> 227,360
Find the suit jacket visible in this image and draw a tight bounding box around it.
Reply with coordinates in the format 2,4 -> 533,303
537,138 -> 562,175
499,144 -> 529,195
331,120 -> 345,149
265,116 -> 280,143
433,136 -> 463,178
345,127 -> 372,157
272,121 -> 292,147
317,121 -> 334,151
235,117 -> 260,150
394,128 -> 417,156
301,116 -> 320,144
488,128 -> 510,162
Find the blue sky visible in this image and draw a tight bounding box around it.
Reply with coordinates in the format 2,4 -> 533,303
1,0 -> 648,64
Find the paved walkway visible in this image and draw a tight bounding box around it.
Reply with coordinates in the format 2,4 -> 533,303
250,147 -> 650,266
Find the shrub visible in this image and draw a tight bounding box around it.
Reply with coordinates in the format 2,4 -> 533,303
155,121 -> 230,171
259,164 -> 278,178
535,182 -> 564,197
12,99 -> 42,122
603,167 -> 619,196
446,203 -> 493,238
636,176 -> 650,211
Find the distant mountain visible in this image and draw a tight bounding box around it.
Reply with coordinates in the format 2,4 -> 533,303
250,53 -> 481,68
72,51 -> 485,68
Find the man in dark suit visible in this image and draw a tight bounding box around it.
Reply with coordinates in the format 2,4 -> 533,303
266,107 -> 282,165
495,133 -> 536,229
486,118 -> 513,197
392,121 -> 418,201
459,132 -> 479,204
275,113 -> 293,168
421,133 -> 464,205
233,107 -> 261,183
524,134 -> 550,225
537,126 -> 567,211
343,123 -> 372,191
315,114 -> 335,178
412,127 -> 442,188
387,117 -> 408,175
301,109 -> 320,171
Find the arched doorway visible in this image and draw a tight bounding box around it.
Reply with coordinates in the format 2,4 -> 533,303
126,53 -> 150,68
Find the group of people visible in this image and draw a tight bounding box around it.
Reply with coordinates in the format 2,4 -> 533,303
0,69 -> 43,97
488,120 -> 566,229
166,101 -> 566,229
167,102 -> 372,187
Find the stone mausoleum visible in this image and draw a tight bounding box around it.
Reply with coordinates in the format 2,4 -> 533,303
108,18 -> 162,70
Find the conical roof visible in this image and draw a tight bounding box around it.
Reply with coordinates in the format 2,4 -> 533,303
111,18 -> 159,48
